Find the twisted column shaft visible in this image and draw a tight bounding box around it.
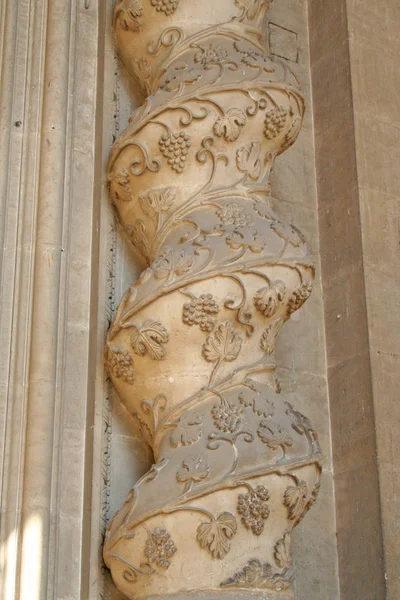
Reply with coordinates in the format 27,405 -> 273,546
104,1 -> 322,598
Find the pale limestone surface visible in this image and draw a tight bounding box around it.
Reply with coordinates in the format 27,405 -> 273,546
309,0 -> 396,598
347,2 -> 400,597
6,0 -> 396,599
103,1 -> 325,598
0,1 -> 105,599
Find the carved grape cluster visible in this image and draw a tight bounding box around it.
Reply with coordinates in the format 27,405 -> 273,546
151,0 -> 179,15
237,486 -> 270,535
144,528 -> 177,569
182,294 -> 219,332
216,202 -> 254,227
159,131 -> 191,173
254,281 -> 286,318
106,345 -> 135,384
110,168 -> 132,202
211,403 -> 244,434
264,106 -> 288,140
194,44 -> 229,66
287,282 -> 313,316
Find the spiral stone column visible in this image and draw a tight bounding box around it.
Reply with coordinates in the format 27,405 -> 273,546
104,1 -> 322,598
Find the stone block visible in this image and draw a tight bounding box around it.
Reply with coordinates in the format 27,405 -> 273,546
269,23 -> 298,62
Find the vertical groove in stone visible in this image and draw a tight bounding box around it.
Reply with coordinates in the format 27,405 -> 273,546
89,5 -> 135,597
79,0 -> 107,595
52,1 -> 104,597
18,0 -> 73,595
0,1 -> 48,598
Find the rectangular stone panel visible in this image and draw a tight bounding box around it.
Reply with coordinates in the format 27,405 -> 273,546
269,22 -> 299,62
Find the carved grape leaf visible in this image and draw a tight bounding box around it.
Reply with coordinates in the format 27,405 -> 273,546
153,248 -> 194,281
284,480 -> 308,521
274,532 -> 292,570
234,39 -> 274,72
238,387 -> 274,418
140,187 -> 175,218
109,168 -> 132,202
260,318 -> 283,356
203,321 -> 243,363
236,141 -> 261,180
170,413 -> 203,447
226,228 -> 265,254
298,480 -> 321,524
159,64 -> 203,92
127,219 -> 152,263
280,116 -> 302,154
130,320 -> 169,360
253,397 -> 274,418
128,0 -> 142,15
257,420 -> 293,450
214,108 -> 246,142
116,0 -> 143,31
254,281 -> 286,318
176,456 -> 210,491
310,481 -> 321,506
197,512 -> 237,559
221,558 -> 273,588
254,200 -> 276,221
132,57 -> 151,81
285,401 -> 321,454
270,220 -> 304,247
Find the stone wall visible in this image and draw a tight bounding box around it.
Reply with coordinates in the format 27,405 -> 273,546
310,0 -> 399,598
346,2 -> 400,597
308,1 -> 385,598
0,0 -> 397,599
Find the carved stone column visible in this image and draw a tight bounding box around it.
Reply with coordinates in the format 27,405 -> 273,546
104,1 -> 322,598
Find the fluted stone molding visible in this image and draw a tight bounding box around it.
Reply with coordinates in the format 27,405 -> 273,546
0,1 -> 104,598
104,1 -> 322,598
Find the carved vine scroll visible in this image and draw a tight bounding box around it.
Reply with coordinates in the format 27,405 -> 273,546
104,1 -> 322,598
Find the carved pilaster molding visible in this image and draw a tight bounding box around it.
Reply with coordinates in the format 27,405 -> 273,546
0,1 -> 104,598
104,1 -> 322,598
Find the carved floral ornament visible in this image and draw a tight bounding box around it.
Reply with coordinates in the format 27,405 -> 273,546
104,0 -> 322,598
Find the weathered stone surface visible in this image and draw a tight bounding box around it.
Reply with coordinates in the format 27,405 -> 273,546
269,23 -> 298,63
103,1 -> 322,598
4,0 -> 397,599
348,2 -> 400,596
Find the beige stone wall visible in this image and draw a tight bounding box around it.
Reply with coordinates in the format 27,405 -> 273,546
308,1 -> 385,597
309,0 -> 400,598
347,2 -> 400,598
0,0 -> 398,599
